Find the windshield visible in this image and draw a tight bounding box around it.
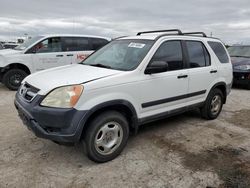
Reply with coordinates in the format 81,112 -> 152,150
82,39 -> 154,71
14,36 -> 44,50
227,46 -> 250,58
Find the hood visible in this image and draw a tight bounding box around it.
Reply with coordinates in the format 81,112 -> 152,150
231,57 -> 250,66
0,49 -> 23,56
24,64 -> 122,95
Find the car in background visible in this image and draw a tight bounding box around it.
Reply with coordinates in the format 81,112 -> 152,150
227,45 -> 250,89
0,43 -> 3,50
0,34 -> 110,90
3,43 -> 19,49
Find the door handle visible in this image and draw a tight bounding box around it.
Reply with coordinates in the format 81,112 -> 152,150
177,74 -> 188,79
67,54 -> 74,57
56,55 -> 64,57
210,70 -> 218,73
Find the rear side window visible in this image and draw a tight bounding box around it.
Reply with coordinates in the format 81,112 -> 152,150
62,37 -> 91,51
151,40 -> 183,71
91,38 -> 109,50
186,41 -> 210,68
208,41 -> 229,63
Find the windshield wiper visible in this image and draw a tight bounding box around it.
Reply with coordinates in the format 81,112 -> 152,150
231,55 -> 250,58
89,63 -> 112,69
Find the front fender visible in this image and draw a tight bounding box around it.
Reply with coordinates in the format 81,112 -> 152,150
75,91 -> 140,116
0,55 -> 7,68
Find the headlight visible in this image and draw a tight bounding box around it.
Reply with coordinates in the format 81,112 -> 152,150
41,85 -> 83,108
234,65 -> 250,71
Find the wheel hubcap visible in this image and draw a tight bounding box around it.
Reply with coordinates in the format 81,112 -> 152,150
210,95 -> 222,115
9,74 -> 22,86
94,121 -> 123,155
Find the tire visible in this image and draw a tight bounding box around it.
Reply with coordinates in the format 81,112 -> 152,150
201,88 -> 224,120
2,69 -> 28,90
83,111 -> 129,163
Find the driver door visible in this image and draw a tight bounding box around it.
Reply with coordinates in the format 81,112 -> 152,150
138,40 -> 189,118
31,37 -> 72,71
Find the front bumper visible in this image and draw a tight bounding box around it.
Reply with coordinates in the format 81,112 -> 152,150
14,92 -> 87,143
233,72 -> 250,86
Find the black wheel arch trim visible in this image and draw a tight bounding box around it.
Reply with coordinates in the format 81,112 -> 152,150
209,81 -> 228,103
76,99 -> 139,140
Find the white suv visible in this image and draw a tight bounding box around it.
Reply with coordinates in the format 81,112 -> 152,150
15,29 -> 233,162
0,34 -> 110,90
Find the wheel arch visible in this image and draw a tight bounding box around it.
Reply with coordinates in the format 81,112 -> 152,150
3,63 -> 31,75
210,82 -> 227,104
78,100 -> 139,140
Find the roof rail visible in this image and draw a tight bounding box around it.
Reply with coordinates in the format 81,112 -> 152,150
137,29 -> 183,36
183,32 -> 207,37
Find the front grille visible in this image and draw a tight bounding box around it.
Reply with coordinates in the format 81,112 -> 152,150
19,83 -> 40,102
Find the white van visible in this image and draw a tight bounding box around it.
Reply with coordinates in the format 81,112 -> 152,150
0,34 -> 110,90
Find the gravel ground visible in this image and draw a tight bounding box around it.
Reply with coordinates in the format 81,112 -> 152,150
0,83 -> 250,188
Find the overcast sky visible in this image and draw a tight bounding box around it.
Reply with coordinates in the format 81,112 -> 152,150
0,0 -> 250,44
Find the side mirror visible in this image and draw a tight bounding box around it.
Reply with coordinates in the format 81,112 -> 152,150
145,60 -> 168,74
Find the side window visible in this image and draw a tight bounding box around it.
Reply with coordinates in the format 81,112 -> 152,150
91,38 -> 109,50
35,37 -> 62,53
77,37 -> 91,51
151,41 -> 183,71
208,41 -> 229,63
186,41 -> 210,68
62,37 -> 91,51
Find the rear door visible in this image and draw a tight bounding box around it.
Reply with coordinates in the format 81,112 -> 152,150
185,40 -> 217,105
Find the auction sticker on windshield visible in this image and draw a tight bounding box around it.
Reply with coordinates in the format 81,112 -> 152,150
128,43 -> 145,48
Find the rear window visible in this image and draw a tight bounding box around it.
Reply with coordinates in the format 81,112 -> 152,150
62,37 -> 91,51
186,41 -> 210,68
208,41 -> 229,63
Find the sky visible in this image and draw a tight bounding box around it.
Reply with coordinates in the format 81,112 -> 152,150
0,0 -> 250,44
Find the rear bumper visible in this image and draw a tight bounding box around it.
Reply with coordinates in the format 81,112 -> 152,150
15,92 -> 87,143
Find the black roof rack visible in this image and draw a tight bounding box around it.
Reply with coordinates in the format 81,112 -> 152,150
137,29 -> 183,36
183,32 -> 207,37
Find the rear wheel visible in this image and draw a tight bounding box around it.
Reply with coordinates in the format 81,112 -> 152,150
83,111 -> 129,163
2,69 -> 28,90
201,88 -> 223,120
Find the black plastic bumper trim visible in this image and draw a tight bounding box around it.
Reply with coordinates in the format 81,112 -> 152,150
15,93 -> 87,143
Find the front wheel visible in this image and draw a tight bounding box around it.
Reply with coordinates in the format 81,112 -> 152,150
83,111 -> 129,163
2,69 -> 28,90
201,88 -> 224,120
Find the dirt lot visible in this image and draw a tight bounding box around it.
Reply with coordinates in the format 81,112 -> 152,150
0,84 -> 250,188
